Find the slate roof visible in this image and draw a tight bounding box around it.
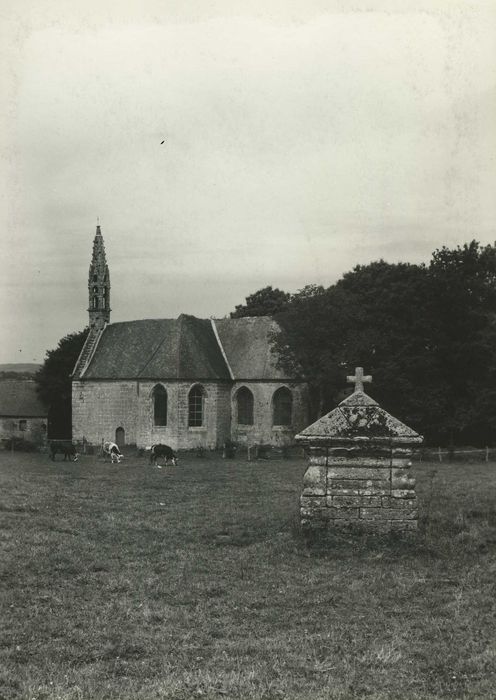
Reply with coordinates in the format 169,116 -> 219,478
214,316 -> 288,380
80,314 -> 292,381
296,390 -> 423,443
0,380 -> 47,417
83,315 -> 231,380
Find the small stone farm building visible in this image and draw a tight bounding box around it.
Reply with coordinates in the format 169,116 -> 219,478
72,226 -> 308,450
0,379 -> 48,446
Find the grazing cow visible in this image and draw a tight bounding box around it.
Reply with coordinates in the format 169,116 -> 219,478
150,444 -> 177,466
50,440 -> 79,462
102,441 -> 123,463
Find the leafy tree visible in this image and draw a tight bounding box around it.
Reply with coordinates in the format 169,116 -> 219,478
231,286 -> 290,318
426,241 -> 496,445
273,284 -> 348,418
270,243 -> 496,445
35,329 -> 88,438
274,265 -> 434,428
332,261 -> 436,429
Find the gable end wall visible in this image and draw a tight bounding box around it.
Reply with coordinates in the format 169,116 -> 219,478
72,380 -> 139,446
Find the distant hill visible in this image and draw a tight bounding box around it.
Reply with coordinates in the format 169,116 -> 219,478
0,363 -> 41,376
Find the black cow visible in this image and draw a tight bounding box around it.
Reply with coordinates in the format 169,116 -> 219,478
50,440 -> 79,462
150,444 -> 177,466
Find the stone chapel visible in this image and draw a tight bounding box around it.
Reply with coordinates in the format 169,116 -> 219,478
72,226 -> 308,450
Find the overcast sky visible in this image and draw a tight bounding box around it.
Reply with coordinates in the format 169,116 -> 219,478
1,0 -> 495,364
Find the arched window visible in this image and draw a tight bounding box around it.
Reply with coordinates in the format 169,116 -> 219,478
236,387 -> 254,425
152,385 -> 167,426
92,296 -> 98,309
188,385 -> 205,427
273,387 -> 292,426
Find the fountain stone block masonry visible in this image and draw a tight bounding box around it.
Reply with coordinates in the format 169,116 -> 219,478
296,368 -> 423,534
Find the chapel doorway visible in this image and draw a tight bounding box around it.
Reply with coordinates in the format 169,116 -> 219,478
115,427 -> 125,448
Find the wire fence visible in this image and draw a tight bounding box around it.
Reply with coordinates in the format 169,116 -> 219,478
8,437 -> 496,463
416,447 -> 496,463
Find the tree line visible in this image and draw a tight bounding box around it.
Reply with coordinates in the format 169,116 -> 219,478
232,241 -> 496,446
36,329 -> 87,438
36,240 -> 496,445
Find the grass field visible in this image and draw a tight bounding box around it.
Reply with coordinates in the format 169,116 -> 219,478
1,450 -> 496,700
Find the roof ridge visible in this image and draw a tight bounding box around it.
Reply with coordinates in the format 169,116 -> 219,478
71,328 -> 95,378
210,319 -> 234,380
108,318 -> 177,326
79,327 -> 105,378
180,316 -> 231,379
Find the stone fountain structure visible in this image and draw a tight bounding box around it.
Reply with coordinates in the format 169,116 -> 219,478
296,368 -> 423,534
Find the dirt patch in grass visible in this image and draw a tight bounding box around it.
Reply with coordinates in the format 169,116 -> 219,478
1,452 -> 496,698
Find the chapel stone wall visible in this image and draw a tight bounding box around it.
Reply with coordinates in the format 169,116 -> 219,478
132,380 -> 231,451
72,380 -> 139,446
73,378 -> 309,451
73,380 -> 231,450
230,382 -> 308,447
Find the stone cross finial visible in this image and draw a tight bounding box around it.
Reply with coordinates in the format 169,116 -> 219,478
347,367 -> 372,393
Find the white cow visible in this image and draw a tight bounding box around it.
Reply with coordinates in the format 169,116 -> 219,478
102,441 -> 124,463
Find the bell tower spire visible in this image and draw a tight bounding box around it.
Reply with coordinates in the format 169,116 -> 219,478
88,222 -> 111,329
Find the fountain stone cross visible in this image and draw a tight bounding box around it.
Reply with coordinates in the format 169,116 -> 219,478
346,366 -> 372,393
